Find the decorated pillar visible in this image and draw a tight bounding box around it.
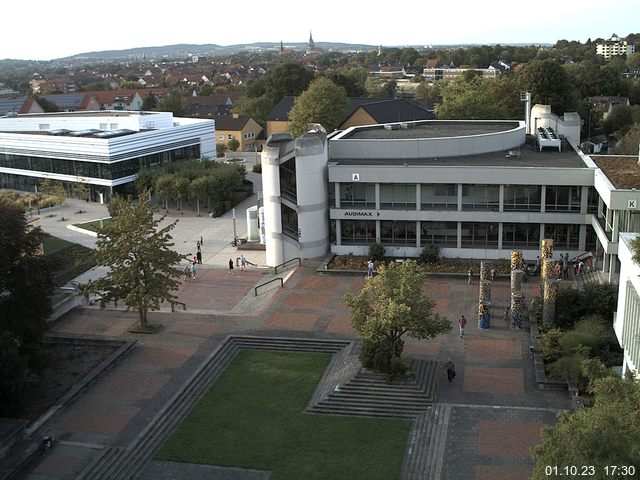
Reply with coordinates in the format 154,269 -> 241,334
541,238 -> 553,260
543,279 -> 559,325
479,280 -> 492,303
480,261 -> 492,281
510,250 -> 524,271
510,291 -> 525,328
478,300 -> 491,329
510,269 -> 524,293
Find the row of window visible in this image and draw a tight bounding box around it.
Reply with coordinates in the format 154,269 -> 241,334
332,183 -> 598,213
336,220 -> 591,250
0,146 -> 199,180
217,132 -> 257,141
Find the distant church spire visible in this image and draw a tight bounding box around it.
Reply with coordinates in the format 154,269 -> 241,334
309,31 -> 315,50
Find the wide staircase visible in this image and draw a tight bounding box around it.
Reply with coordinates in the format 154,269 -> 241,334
309,359 -> 440,419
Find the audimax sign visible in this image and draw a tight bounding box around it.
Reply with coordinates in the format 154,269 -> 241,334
343,211 -> 380,217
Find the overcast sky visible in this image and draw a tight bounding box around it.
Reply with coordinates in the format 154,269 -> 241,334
2,0 -> 639,61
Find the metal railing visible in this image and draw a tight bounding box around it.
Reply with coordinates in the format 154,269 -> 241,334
274,257 -> 301,275
170,301 -> 186,312
254,277 -> 283,296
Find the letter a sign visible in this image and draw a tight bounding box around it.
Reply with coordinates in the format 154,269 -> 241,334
352,173 -> 360,182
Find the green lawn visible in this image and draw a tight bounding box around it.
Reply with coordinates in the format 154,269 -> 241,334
73,218 -> 112,232
41,234 -> 96,286
156,350 -> 411,480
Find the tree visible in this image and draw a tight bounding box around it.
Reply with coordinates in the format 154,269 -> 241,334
631,235 -> 640,265
521,60 -> 577,114
437,76 -> 519,120
343,260 -> 451,373
156,92 -> 184,116
383,80 -> 398,99
288,77 -> 348,136
0,199 -> 54,416
531,364 -> 640,479
155,174 -> 176,210
616,123 -> 640,155
227,138 -> 240,152
81,193 -> 183,329
264,62 -> 314,103
142,92 -> 157,111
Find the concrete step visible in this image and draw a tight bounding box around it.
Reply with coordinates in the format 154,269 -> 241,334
76,446 -> 124,480
401,410 -> 431,480
322,395 -> 430,410
311,404 -> 419,419
331,388 -> 430,401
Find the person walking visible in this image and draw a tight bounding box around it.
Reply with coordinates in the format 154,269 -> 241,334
183,264 -> 190,282
191,259 -> 197,279
228,258 -> 234,275
490,267 -> 496,282
196,250 -> 202,264
445,358 -> 456,384
240,254 -> 246,271
458,314 -> 467,337
367,260 -> 374,277
467,268 -> 473,285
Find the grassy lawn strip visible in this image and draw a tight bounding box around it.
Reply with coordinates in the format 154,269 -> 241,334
41,234 -> 96,286
156,350 -> 411,480
73,218 -> 112,232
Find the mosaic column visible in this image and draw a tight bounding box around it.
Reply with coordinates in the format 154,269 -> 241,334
480,261 -> 492,281
541,258 -> 555,296
510,291 -> 525,328
479,280 -> 492,303
541,238 -> 554,260
478,300 -> 491,329
510,250 -> 524,271
510,269 -> 524,292
543,279 -> 559,325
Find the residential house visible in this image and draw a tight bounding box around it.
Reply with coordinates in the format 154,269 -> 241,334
588,95 -> 631,119
213,114 -> 263,151
182,95 -> 235,117
0,97 -> 44,116
42,93 -> 100,112
596,34 -> 636,60
84,90 -> 145,111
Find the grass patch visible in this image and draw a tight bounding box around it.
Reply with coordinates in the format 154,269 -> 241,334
74,218 -> 112,232
41,234 -> 96,286
156,350 -> 411,480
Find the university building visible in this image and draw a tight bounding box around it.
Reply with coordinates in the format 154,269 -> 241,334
0,111 -> 215,202
261,109 -> 640,285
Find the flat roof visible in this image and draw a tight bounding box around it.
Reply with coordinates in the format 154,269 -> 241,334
339,121 -> 520,140
15,110 -> 155,118
592,155 -> 640,189
330,143 -> 588,168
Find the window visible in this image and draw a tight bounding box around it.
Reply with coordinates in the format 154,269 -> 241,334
461,223 -> 498,248
380,183 -> 416,209
421,184 -> 457,210
502,223 -> 540,248
380,221 -> 417,245
279,157 -> 297,202
227,134 -> 233,140
420,222 -> 457,246
339,183 -> 375,208
281,204 -> 298,240
39,124 -> 50,130
587,187 -> 598,214
100,123 -> 108,130
544,224 -> 579,249
545,186 -> 581,212
461,185 -> 500,211
341,220 -> 376,244
109,123 -> 118,130
503,185 -> 541,212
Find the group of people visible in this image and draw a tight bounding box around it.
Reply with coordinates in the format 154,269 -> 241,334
533,253 -> 589,279
228,254 -> 247,275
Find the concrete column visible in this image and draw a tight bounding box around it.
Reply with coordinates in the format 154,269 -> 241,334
498,223 -> 503,251
335,182 -> 341,209
580,186 -> 589,214
457,221 -> 462,249
416,221 -> 421,249
499,184 -> 504,213
416,184 -> 421,211
335,219 -> 342,245
375,183 -> 380,210
612,210 -> 619,241
376,220 -> 380,243
540,185 -> 546,213
457,184 -> 463,211
578,224 -> 587,252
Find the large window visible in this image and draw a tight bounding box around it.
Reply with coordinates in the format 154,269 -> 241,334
421,184 -> 457,210
339,183 -> 375,208
340,220 -> 376,244
281,204 -> 298,240
380,183 -> 416,209
544,224 -> 579,250
380,221 -> 417,245
503,185 -> 541,212
461,185 -> 500,211
279,157 -> 297,203
545,186 -> 581,212
502,223 -> 540,248
461,222 -> 498,248
587,187 -> 598,214
420,221 -> 457,247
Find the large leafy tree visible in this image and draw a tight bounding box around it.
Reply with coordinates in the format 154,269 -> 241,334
288,77 -> 348,136
531,362 -> 640,479
521,60 -> 577,114
343,260 -> 451,371
264,62 -> 314,104
0,199 -> 54,415
82,193 -> 183,329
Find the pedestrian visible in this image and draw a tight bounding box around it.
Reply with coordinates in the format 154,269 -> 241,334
490,267 -> 496,282
445,358 -> 456,384
200,235 -> 203,246
562,254 -> 568,279
458,314 -> 467,337
367,259 -> 374,277
183,264 -> 190,282
196,250 -> 202,264
534,255 -> 541,276
240,254 -> 246,271
228,258 -> 234,275
191,260 -> 197,279
196,240 -> 201,251
467,268 -> 473,285
577,260 -> 584,275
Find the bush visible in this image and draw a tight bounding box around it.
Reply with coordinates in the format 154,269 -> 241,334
549,346 -> 590,392
538,327 -> 563,363
252,163 -> 262,173
359,337 -> 404,373
368,243 -> 385,263
418,245 -> 440,263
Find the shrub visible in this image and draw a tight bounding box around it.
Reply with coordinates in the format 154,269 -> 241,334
359,337 -> 404,373
538,327 -> 563,363
419,245 -> 440,263
252,163 -> 262,173
368,243 -> 385,263
549,346 -> 590,391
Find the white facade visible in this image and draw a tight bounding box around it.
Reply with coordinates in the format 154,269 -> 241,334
596,35 -> 636,60
613,233 -> 640,375
0,111 -> 215,200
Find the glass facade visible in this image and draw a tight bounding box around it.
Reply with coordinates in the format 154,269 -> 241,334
340,220 -> 376,244
503,185 -> 542,211
461,222 -> 498,248
339,183 -> 375,208
544,224 -> 580,249
461,185 -> 500,211
502,223 -> 540,248
279,157 -> 297,203
380,221 -> 416,245
421,184 -> 457,210
420,221 -> 457,246
545,186 -> 581,212
380,183 -> 416,209
281,204 -> 298,239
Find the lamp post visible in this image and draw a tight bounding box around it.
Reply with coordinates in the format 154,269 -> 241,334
232,208 -> 237,245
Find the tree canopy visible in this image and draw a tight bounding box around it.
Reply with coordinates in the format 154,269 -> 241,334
82,193 -> 183,329
288,77 -> 348,136
343,260 -> 451,372
521,60 -> 577,114
531,363 -> 640,479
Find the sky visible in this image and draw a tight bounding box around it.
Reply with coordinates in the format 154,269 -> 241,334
2,0 -> 640,61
